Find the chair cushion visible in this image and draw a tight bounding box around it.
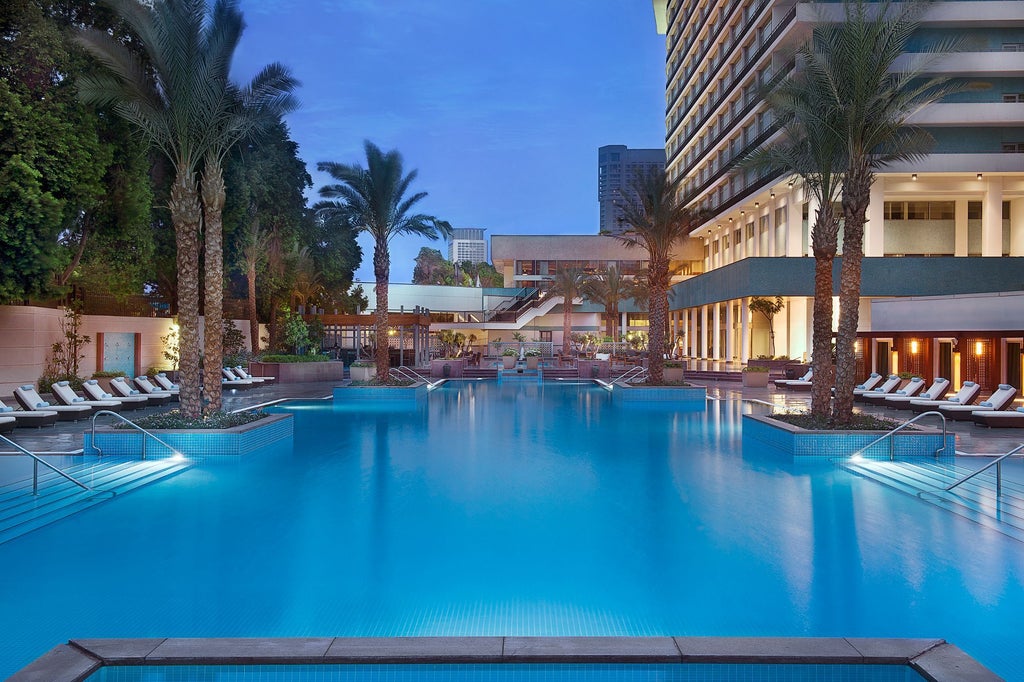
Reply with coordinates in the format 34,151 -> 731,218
0,406 -> 12,413
36,402 -> 50,407
86,380 -> 98,385
130,390 -> 140,395
57,380 -> 70,386
979,401 -> 993,407
102,392 -> 113,398
920,393 -> 931,399
20,385 -> 33,391
72,397 -> 84,403
949,398 -> 960,403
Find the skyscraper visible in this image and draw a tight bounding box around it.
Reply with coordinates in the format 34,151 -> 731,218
448,227 -> 488,264
598,144 -> 666,235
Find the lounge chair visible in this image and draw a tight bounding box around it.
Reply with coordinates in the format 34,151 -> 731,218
220,367 -> 255,389
51,380 -> 123,412
232,366 -> 275,384
851,373 -> 885,396
972,406 -> 1024,428
151,373 -> 181,394
83,379 -> 149,410
861,376 -> 925,405
909,381 -> 981,414
111,377 -> 172,406
884,377 -> 950,410
13,385 -> 93,421
134,376 -> 179,401
0,415 -> 15,435
853,375 -> 902,403
937,384 -> 1018,421
774,369 -> 812,389
0,399 -> 58,428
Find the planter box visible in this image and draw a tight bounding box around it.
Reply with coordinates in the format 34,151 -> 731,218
502,356 -> 518,369
743,413 -> 955,458
350,364 -> 376,382
578,359 -> 609,379
431,358 -> 465,378
91,376 -> 127,393
525,356 -> 541,370
84,413 -> 294,458
662,367 -> 685,383
742,371 -> 771,387
612,382 -> 707,407
249,361 -> 346,383
749,359 -> 806,378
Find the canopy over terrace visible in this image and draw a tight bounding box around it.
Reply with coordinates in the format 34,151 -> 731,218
305,312 -> 432,367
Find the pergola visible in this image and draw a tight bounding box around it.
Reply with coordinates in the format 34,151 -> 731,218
311,312 -> 432,367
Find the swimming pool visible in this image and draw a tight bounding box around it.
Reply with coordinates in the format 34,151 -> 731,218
1,381 -> 1022,679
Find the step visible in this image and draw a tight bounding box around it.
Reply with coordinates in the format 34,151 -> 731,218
0,457 -> 190,545
841,458 -> 1024,542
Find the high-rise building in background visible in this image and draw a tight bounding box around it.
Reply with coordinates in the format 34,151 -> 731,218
448,227 -> 488,264
598,145 -> 666,235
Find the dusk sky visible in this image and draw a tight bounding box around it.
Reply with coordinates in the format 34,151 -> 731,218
233,1 -> 667,283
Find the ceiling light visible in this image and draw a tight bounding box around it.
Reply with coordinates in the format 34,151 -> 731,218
911,173 -> 918,181
770,192 -> 775,199
977,173 -> 983,180
755,201 -> 760,207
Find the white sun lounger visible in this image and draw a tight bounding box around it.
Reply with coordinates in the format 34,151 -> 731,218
83,379 -> 149,410
853,375 -> 901,403
972,406 -> 1024,428
850,373 -> 885,396
774,369 -> 812,389
151,373 -> 180,394
884,378 -> 950,409
134,376 -> 179,401
938,384 -> 1018,421
50,380 -> 123,412
221,367 -> 255,389
111,377 -> 173,406
0,399 -> 58,428
909,381 -> 981,414
233,366 -> 275,384
0,415 -> 15,435
13,385 -> 93,421
862,376 -> 925,405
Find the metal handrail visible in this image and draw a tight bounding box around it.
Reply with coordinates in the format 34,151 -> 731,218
849,410 -> 949,461
943,443 -> 1024,497
388,366 -> 436,387
89,410 -> 183,461
618,366 -> 649,384
0,434 -> 95,496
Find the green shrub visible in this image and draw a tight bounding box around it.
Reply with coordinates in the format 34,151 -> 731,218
743,365 -> 770,373
351,360 -> 376,368
501,347 -> 519,357
40,372 -> 84,392
663,361 -> 684,369
524,348 -> 542,357
117,410 -> 267,430
91,370 -> 128,378
260,354 -> 329,363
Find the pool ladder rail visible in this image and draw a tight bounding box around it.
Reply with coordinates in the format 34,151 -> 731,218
0,434 -> 103,497
388,366 -> 440,388
848,410 -> 949,461
88,409 -> 184,460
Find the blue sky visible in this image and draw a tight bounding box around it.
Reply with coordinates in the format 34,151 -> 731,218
233,0 -> 666,282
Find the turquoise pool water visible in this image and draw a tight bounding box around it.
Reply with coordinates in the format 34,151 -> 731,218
1,381 -> 1022,679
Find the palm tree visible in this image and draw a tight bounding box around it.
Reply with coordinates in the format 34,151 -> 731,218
812,0 -> 957,422
75,0 -> 219,417
743,58 -> 846,416
548,267 -> 588,354
238,213 -> 268,354
316,141 -> 450,381
584,265 -> 630,341
613,168 -> 703,384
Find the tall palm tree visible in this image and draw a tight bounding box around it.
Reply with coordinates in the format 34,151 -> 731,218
316,141 -> 450,381
584,265 -> 629,341
743,58 -> 846,416
613,168 -> 703,384
75,0 -> 220,417
238,214 -> 268,354
811,0 -> 957,422
548,267 -> 588,354
196,9 -> 298,411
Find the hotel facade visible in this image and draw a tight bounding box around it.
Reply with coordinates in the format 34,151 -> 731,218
653,0 -> 1024,391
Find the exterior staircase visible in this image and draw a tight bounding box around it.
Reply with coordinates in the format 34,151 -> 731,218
0,456 -> 190,545
840,457 -> 1024,542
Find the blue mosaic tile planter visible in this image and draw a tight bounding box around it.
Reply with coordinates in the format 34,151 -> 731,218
611,382 -> 707,407
333,382 -> 429,402
84,413 -> 294,458
743,414 -> 955,459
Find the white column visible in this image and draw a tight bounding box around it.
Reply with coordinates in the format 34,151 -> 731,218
775,299 -> 790,358
767,197 -> 778,257
788,298 -> 809,362
740,298 -> 751,363
620,311 -> 627,338
983,177 -> 1003,257
865,177 -> 885,257
725,300 -> 735,361
954,199 -> 969,257
786,187 -> 802,257
690,308 -> 698,357
1010,198 -> 1024,257
712,303 -> 722,360
700,305 -> 709,359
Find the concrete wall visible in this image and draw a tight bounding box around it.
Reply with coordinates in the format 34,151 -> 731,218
0,305 -> 255,396
870,291 -> 1024,332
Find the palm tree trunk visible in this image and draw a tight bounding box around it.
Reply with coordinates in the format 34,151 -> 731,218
201,157 -> 225,413
834,162 -> 872,423
647,259 -> 670,384
810,206 -> 837,417
169,168 -> 203,418
374,241 -> 390,381
247,259 -> 259,354
562,295 -> 572,354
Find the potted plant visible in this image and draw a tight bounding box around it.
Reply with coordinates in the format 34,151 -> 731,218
663,360 -> 685,383
501,347 -> 519,369
524,348 -> 542,370
91,370 -> 128,393
742,364 -> 771,387
349,360 -> 376,382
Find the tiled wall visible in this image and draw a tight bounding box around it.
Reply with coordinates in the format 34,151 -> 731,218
743,415 -> 955,458
84,414 -> 294,458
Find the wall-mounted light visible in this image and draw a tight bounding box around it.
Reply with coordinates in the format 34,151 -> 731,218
975,340 -> 984,356
754,201 -> 760,208
910,340 -> 919,354
740,210 -> 745,216
911,173 -> 918,181
977,173 -> 983,180
788,180 -> 794,187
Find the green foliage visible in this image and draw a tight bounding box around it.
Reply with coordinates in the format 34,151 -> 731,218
743,365 -> 770,373
279,306 -> 310,354
222,319 -> 248,366
511,331 -> 526,343
161,326 -> 180,370
119,409 -> 267,430
260,354 -> 329,363
91,370 -> 127,378
524,348 -> 542,357
412,247 -> 454,285
501,347 -> 519,357
50,306 -> 91,380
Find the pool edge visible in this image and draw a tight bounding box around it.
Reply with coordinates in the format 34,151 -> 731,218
8,636 -> 1001,681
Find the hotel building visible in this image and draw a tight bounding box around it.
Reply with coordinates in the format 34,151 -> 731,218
598,145 -> 667,235
652,0 -> 1024,391
448,227 -> 488,265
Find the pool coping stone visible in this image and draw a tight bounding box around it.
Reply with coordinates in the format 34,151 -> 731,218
15,636 -> 1001,681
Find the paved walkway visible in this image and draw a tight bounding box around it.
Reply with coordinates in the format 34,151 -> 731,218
2,378 -> 1021,457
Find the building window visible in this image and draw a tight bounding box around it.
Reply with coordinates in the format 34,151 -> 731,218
884,202 -> 905,220
1002,43 -> 1024,51
539,331 -> 552,342
968,201 -> 982,220
1003,93 -> 1024,103
1002,142 -> 1024,153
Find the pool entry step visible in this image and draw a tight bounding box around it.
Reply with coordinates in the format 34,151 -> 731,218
841,458 -> 1024,542
0,457 -> 189,545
